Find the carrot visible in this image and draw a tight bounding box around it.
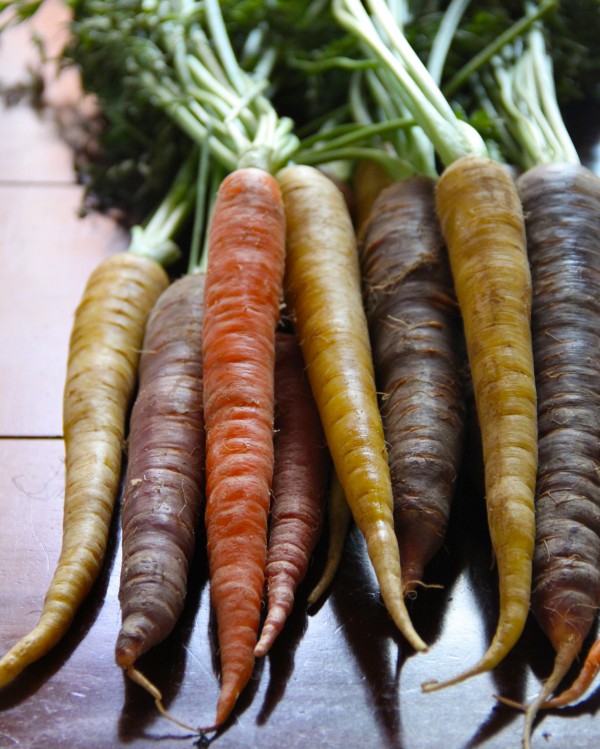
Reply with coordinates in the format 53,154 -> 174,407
307,470 -> 353,607
508,162 -> 600,741
352,159 -> 393,234
542,640 -> 600,710
448,18 -> 600,741
0,252 -> 170,688
202,166 -> 286,728
115,272 -> 205,714
421,154 -> 537,689
0,145 -> 199,689
277,163 -> 427,652
333,1 -> 538,684
359,176 -> 466,594
254,331 -> 331,657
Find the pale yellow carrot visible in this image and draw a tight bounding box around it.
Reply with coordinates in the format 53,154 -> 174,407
0,253 -> 169,688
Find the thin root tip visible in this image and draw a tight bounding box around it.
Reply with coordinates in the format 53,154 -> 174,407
421,666 -> 478,693
255,612 -> 286,657
421,679 -> 441,694
494,693 -> 526,711
254,637 -> 270,658
406,629 -> 428,653
421,650 -> 504,692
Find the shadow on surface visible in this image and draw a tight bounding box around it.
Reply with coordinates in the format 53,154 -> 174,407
328,525 -> 406,749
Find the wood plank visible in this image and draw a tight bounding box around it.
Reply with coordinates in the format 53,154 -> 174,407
0,184 -> 127,436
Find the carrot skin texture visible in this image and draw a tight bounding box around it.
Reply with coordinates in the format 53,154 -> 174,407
278,164 -> 426,652
116,272 -> 206,668
203,168 -> 286,728
515,163 -> 600,718
424,155 -> 537,689
0,252 -> 169,688
255,331 -> 330,657
360,177 -> 466,593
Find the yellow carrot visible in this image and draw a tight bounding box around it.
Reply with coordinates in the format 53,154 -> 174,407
278,163 -> 426,652
422,155 -> 537,690
0,253 -> 169,687
352,159 -> 393,235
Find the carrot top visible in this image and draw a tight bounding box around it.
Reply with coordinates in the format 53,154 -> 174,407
332,0 -> 560,170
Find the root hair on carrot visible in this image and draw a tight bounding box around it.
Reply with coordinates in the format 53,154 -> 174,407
125,666 -> 200,736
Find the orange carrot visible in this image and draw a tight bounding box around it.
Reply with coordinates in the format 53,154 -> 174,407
277,163 -> 426,652
254,331 -> 330,657
202,167 -> 286,729
542,640 -> 600,710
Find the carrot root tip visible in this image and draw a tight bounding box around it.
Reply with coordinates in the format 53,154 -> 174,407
494,693 -> 526,711
125,666 -> 200,735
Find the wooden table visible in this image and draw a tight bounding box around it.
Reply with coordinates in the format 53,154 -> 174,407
1,4 -> 600,748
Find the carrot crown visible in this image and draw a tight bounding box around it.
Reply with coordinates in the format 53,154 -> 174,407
127,150 -> 199,266
333,0 -> 488,167
332,0 -> 560,169
473,14 -> 580,169
70,0 -> 300,174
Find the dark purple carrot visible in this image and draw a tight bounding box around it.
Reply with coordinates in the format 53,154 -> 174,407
254,331 -> 331,657
115,272 -> 205,723
359,176 -> 466,593
514,163 -> 600,744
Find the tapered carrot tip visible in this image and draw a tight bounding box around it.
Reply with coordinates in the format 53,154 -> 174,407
519,645 -> 579,749
125,666 -> 199,735
115,641 -> 138,670
214,681 -> 243,729
542,639 -> 600,710
255,607 -> 287,657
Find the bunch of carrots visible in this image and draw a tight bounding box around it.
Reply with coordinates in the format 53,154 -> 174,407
2,0 -> 600,746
